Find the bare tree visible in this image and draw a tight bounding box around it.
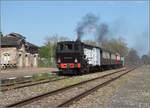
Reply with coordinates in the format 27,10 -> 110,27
102,37 -> 128,56
83,40 -> 97,46
141,54 -> 150,65
125,48 -> 140,66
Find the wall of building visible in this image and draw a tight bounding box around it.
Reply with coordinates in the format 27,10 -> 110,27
24,53 -> 38,67
0,46 -> 38,68
0,47 -> 17,65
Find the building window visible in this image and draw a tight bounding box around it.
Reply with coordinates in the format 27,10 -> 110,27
2,53 -> 10,63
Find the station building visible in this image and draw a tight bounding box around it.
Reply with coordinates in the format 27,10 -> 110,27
0,33 -> 39,68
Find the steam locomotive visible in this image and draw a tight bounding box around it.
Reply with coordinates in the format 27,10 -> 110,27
55,39 -> 124,75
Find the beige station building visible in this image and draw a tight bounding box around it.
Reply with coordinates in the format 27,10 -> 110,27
0,33 -> 39,69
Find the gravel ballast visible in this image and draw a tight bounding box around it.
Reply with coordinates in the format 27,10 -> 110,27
0,68 -> 124,107
107,65 -> 150,108
19,69 -> 125,108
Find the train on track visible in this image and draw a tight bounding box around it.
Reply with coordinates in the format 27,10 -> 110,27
55,39 -> 124,75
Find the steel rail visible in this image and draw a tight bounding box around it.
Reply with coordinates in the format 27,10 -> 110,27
1,76 -> 69,92
1,75 -> 57,87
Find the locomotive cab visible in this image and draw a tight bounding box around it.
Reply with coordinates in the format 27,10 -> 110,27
55,41 -> 82,74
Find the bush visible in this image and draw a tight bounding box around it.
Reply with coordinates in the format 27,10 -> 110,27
32,72 -> 52,81
38,58 -> 56,67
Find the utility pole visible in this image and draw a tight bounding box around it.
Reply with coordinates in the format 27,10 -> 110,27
148,16 -> 150,56
149,33 -> 150,56
147,8 -> 150,56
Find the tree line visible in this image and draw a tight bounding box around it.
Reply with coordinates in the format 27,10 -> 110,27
38,34 -> 150,67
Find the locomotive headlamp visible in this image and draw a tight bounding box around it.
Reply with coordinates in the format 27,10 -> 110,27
58,58 -> 61,63
75,58 -> 78,63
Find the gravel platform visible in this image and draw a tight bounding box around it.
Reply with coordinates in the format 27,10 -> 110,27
107,65 -> 150,108
70,66 -> 150,108
0,68 -> 58,79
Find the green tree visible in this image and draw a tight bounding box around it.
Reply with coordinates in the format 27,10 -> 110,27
38,34 -> 69,67
39,45 -> 51,58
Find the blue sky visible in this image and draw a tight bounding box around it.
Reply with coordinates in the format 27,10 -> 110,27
1,1 -> 149,55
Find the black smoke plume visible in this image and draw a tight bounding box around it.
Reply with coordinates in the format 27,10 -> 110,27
96,23 -> 109,45
76,13 -> 109,45
76,13 -> 99,40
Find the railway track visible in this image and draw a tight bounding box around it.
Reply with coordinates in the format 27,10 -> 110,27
1,68 -> 125,92
58,68 -> 136,107
6,68 -> 135,107
1,76 -> 69,92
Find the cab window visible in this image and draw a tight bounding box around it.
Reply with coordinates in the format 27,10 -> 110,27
65,44 -> 73,50
58,43 -> 73,51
